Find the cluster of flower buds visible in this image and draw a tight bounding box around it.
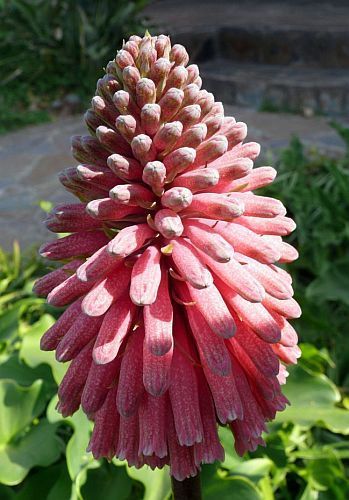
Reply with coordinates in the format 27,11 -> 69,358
35,33 -> 300,481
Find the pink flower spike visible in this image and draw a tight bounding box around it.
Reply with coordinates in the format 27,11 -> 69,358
130,245 -> 162,305
36,33 -> 300,478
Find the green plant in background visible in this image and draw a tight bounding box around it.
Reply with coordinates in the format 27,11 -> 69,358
264,126 -> 349,389
0,133 -> 348,498
0,0 -> 150,133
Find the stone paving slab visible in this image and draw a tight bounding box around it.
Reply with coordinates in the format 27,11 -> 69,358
0,109 -> 345,251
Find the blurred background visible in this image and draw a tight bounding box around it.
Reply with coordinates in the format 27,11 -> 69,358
0,0 -> 349,498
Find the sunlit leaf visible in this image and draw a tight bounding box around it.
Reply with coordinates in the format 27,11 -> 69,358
276,366 -> 349,434
0,419 -> 63,486
126,465 -> 171,500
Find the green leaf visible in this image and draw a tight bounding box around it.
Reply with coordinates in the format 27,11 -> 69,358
0,419 -> 63,485
20,314 -> 67,384
126,465 -> 171,500
218,426 -> 243,470
82,462 -> 133,500
0,354 -> 54,387
65,410 -> 98,499
276,366 -> 349,434
201,464 -> 261,500
0,379 -> 44,444
15,463 -> 71,500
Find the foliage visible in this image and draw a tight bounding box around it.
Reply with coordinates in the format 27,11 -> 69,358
0,133 -> 349,497
0,0 -> 150,133
264,129 -> 349,389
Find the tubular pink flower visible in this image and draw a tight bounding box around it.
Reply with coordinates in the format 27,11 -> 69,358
35,34 -> 300,481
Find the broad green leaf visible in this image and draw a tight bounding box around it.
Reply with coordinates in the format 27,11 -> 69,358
82,462 -> 133,500
0,485 -> 15,499
65,410 -> 98,499
0,354 -> 54,387
227,458 -> 273,482
218,426 -> 243,469
126,465 -> 171,500
201,464 -> 261,500
0,419 -> 63,485
15,463 -> 71,500
0,379 -> 44,444
276,366 -> 349,434
20,314 -> 67,384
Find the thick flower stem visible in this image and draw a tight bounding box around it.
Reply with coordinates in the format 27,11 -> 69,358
171,474 -> 202,500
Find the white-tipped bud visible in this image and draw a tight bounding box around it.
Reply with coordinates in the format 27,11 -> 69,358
165,66 -> 188,90
115,49 -> 135,70
159,88 -> 184,122
131,134 -> 156,165
155,35 -> 171,59
141,103 -> 161,136
183,83 -> 200,106
161,187 -> 193,211
163,147 -> 196,179
136,78 -> 156,108
154,209 -> 184,238
153,121 -> 183,152
172,168 -> 219,192
107,154 -> 143,181
115,115 -> 138,142
137,35 -> 157,76
170,44 -> 189,66
122,66 -> 141,94
197,90 -> 215,117
186,64 -> 199,83
175,104 -> 201,131
143,161 -> 166,195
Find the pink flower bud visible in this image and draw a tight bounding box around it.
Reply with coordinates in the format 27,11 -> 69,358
122,65 -> 141,94
136,78 -> 156,107
115,49 -> 135,70
161,187 -> 193,211
153,121 -> 183,152
183,83 -> 200,106
141,103 -> 161,136
159,88 -> 184,122
163,147 -> 196,179
109,183 -> 155,208
172,167 -> 219,192
154,209 -> 184,238
131,134 -> 157,165
165,66 -> 188,91
115,115 -> 138,143
107,153 -> 143,181
143,160 -> 166,194
170,44 -> 189,66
